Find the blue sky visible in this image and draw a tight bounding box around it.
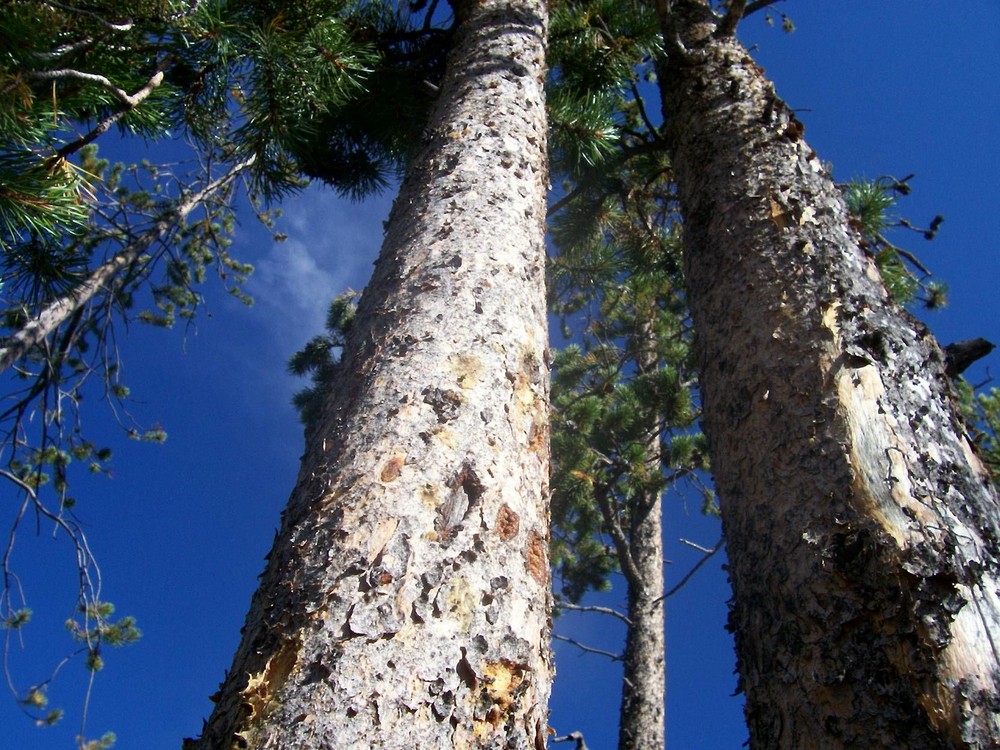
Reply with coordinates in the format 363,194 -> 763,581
3,2 -> 1000,748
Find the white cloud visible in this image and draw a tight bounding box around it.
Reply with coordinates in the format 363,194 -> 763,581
249,184 -> 394,352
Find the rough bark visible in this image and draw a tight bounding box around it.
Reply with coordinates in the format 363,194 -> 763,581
661,2 -> 1000,747
618,313 -> 665,750
188,0 -> 552,746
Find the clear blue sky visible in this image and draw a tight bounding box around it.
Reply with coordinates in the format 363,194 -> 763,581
3,3 -> 999,748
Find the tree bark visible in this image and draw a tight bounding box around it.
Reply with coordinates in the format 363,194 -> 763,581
618,312 -> 665,750
188,0 -> 552,746
661,2 -> 1000,747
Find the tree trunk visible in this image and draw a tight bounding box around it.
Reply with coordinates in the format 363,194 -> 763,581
661,2 -> 1000,747
188,0 -> 552,746
618,312 -> 665,750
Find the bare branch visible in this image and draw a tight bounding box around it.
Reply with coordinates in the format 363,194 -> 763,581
553,633 -> 623,662
629,81 -> 661,140
680,537 -> 716,554
0,157 -> 254,373
556,601 -> 632,625
24,69 -> 155,108
39,0 -> 134,31
658,536 -> 723,602
745,0 -> 785,16
54,66 -> 167,159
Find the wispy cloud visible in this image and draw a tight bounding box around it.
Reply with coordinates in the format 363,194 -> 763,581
250,185 -> 393,351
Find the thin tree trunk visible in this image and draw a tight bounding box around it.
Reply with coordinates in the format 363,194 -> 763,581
0,158 -> 252,373
660,2 -> 1000,747
618,312 -> 665,750
188,0 -> 552,747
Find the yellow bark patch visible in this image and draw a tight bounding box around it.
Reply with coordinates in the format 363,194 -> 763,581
820,300 -> 840,339
768,194 -> 793,230
420,483 -> 440,509
472,659 -> 530,740
367,517 -> 399,563
443,577 -> 476,632
527,419 -> 547,455
434,426 -> 459,450
836,359 -> 911,545
240,638 -> 300,722
448,353 -> 484,389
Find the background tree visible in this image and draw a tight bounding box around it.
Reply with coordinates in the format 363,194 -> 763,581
548,160 -> 708,750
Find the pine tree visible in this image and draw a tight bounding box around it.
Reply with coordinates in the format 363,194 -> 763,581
0,0 -> 410,735
548,153 -> 709,750
657,2 -> 1000,746
188,0 -> 552,745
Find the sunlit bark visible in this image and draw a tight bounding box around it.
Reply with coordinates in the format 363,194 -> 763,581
188,0 -> 552,745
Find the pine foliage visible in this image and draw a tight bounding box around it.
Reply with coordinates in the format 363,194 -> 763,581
842,175 -> 948,309
548,154 -> 711,604
288,292 -> 359,431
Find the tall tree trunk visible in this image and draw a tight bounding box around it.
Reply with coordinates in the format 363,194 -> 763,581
660,2 -> 1000,747
188,0 -> 552,746
618,312 -> 665,750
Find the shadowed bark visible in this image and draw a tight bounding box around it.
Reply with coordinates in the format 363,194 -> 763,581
660,1 -> 1000,747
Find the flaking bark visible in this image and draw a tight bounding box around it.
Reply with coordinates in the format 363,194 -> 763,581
188,0 -> 552,746
661,2 -> 1000,747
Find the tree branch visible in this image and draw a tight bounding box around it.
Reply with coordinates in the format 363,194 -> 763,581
25,69 -> 153,108
716,0 -> 747,37
53,65 -> 167,159
556,601 -> 632,625
593,479 -> 646,594
39,0 -> 134,31
745,0 -> 785,17
657,536 -> 723,602
0,157 -> 254,373
553,633 -> 623,662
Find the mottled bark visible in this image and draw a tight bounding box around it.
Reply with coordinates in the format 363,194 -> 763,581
188,0 -> 552,747
618,314 -> 665,750
661,2 -> 1000,748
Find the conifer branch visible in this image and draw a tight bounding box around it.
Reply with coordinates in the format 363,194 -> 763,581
24,69 -> 153,108
0,157 -> 254,374
628,82 -> 661,141
593,478 -> 646,595
53,65 -> 167,160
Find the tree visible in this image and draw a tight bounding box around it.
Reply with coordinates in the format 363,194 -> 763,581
0,0 -> 404,737
187,0 -> 553,745
548,157 -> 710,750
657,1 -> 1000,746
